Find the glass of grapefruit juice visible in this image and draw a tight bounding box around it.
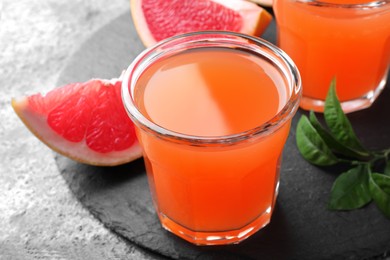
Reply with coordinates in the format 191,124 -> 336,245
274,0 -> 390,113
122,31 -> 301,245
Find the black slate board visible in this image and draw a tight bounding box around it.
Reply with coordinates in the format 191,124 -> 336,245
56,10 -> 390,260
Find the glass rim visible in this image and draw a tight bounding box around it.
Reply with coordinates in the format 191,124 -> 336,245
294,0 -> 389,8
121,31 -> 302,145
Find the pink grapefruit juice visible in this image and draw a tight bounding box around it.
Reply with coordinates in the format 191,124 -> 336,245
274,0 -> 390,112
122,32 -> 301,245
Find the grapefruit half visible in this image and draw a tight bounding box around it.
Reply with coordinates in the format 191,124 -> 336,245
131,0 -> 273,47
12,78 -> 143,166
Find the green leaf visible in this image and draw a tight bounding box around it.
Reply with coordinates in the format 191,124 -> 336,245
296,115 -> 339,166
369,173 -> 390,218
324,79 -> 368,153
384,161 -> 390,177
309,111 -> 370,160
328,164 -> 372,210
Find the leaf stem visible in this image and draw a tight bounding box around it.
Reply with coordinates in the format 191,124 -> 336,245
295,79 -> 390,219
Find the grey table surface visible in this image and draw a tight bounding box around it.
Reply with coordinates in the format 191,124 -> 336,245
1,1 -> 389,260
1,1 -> 160,259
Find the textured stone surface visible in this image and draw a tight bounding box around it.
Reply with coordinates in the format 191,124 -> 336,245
0,1 -> 158,259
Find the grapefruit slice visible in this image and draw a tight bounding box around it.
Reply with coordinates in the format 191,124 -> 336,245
131,0 -> 273,47
12,78 -> 143,166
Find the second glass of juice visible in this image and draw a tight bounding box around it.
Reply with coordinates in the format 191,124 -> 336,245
274,0 -> 390,113
122,31 -> 302,245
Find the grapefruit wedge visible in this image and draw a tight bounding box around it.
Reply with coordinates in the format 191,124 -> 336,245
12,78 -> 143,166
131,0 -> 273,47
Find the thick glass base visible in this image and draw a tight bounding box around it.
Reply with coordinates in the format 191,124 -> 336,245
158,206 -> 273,246
300,74 -> 387,114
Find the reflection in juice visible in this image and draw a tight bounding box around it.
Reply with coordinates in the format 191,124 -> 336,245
132,47 -> 291,244
274,0 -> 390,112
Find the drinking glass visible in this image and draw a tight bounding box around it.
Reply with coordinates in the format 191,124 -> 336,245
274,0 -> 390,113
122,31 -> 301,245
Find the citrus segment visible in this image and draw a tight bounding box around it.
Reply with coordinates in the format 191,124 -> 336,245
12,79 -> 143,166
131,0 -> 273,47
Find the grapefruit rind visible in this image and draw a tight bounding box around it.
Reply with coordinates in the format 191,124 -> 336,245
131,0 -> 273,47
247,0 -> 273,7
131,0 -> 155,48
12,83 -> 143,167
211,0 -> 272,36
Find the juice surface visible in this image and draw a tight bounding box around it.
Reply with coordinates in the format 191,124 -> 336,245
133,47 -> 291,238
135,48 -> 284,136
274,0 -> 390,102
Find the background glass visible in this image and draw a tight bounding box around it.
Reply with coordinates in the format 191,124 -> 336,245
274,0 -> 390,113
